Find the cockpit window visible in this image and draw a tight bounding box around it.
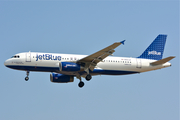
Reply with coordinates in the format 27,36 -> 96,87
11,55 -> 20,58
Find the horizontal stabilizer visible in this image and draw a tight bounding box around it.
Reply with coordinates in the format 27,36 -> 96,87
150,56 -> 175,65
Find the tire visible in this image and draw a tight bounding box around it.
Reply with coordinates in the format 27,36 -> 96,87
86,74 -> 92,81
25,77 -> 29,81
78,81 -> 84,88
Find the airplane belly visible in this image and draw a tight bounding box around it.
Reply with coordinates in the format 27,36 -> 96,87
96,61 -> 139,75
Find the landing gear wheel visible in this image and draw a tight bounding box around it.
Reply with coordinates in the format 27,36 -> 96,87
25,77 -> 29,81
25,71 -> 30,81
86,74 -> 92,81
78,81 -> 84,88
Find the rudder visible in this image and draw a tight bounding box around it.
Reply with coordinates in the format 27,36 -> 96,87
138,34 -> 167,60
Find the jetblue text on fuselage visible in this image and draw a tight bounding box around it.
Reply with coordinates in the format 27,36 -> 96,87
36,54 -> 61,61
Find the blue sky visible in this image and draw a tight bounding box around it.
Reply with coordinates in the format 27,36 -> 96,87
0,1 -> 179,120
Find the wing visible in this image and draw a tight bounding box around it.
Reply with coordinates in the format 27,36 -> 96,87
77,40 -> 125,72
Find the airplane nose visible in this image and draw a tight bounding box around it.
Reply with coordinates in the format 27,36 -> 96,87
4,60 -> 8,66
4,59 -> 10,66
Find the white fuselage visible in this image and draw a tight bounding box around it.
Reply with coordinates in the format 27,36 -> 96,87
4,52 -> 171,76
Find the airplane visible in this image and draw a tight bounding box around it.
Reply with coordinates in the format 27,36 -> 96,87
4,34 -> 175,88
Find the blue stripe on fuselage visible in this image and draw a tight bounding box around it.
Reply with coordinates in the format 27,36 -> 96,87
5,65 -> 139,75
91,69 -> 138,75
5,65 -> 58,72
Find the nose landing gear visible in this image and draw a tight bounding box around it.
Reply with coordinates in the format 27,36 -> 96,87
25,71 -> 29,81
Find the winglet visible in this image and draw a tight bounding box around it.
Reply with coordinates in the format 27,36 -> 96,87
120,40 -> 125,45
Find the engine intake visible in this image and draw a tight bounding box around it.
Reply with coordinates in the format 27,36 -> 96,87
50,73 -> 74,83
59,62 -> 84,72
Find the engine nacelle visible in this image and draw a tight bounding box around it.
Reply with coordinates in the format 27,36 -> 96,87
59,62 -> 84,72
50,73 -> 74,83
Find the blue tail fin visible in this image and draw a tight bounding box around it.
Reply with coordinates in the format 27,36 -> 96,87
138,34 -> 167,60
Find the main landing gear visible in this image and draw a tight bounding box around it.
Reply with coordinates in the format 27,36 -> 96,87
78,81 -> 84,88
85,74 -> 92,81
77,74 -> 92,88
25,71 -> 29,81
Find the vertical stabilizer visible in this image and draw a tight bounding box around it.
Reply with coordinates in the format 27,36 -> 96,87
138,34 -> 167,60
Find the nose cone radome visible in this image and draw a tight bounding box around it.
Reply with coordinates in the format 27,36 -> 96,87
4,59 -> 11,67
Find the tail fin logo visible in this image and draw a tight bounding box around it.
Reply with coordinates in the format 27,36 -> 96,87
138,34 -> 167,60
148,51 -> 161,55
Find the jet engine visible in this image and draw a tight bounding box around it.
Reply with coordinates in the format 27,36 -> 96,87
50,73 -> 74,83
59,62 -> 84,72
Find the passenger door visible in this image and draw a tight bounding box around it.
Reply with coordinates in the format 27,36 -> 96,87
26,52 -> 31,62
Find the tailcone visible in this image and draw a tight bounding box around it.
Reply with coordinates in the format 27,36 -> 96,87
163,62 -> 171,67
